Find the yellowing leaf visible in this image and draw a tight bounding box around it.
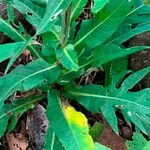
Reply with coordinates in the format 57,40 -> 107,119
63,104 -> 94,150
63,105 -> 88,129
47,92 -> 95,150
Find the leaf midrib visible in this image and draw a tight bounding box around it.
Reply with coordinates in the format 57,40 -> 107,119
2,64 -> 57,101
0,18 -> 24,41
0,18 -> 40,58
50,133 -> 55,150
68,91 -> 150,111
74,0 -> 127,47
37,0 -> 64,34
56,95 -> 82,150
0,96 -> 41,118
13,0 -> 60,39
63,47 -> 78,69
70,0 -> 83,19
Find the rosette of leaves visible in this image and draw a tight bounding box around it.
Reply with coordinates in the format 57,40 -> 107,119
0,0 -> 150,149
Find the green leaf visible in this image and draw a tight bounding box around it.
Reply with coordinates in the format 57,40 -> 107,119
44,127 -> 63,150
7,113 -> 23,133
0,114 -> 9,139
59,69 -> 84,85
121,67 -> 150,92
70,0 -> 88,21
47,91 -> 95,150
55,44 -> 79,71
0,17 -> 41,72
0,58 -> 60,109
10,0 -> 46,27
7,4 -> 15,23
7,0 -> 63,47
0,94 -> 43,138
92,45 -> 150,67
109,22 -> 150,45
126,132 -> 149,150
89,122 -> 104,142
64,67 -> 150,134
8,0 -> 61,47
60,4 -> 72,45
4,39 -> 40,75
94,142 -> 110,150
0,42 -> 24,63
104,57 -> 128,86
36,0 -> 72,35
144,0 -> 150,5
126,6 -> 150,24
74,0 -> 135,49
0,17 -> 24,41
92,0 -> 109,14
41,27 -> 61,64
4,39 -> 31,74
143,142 -> 150,150
31,0 -> 48,7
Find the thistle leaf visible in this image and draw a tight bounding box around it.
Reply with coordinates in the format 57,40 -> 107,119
0,58 -> 60,109
36,0 -> 72,34
92,45 -> 150,67
126,132 -> 149,150
109,22 -> 150,45
0,42 -> 24,63
0,17 -> 24,41
64,67 -> 150,134
0,94 -> 43,138
10,0 -> 46,27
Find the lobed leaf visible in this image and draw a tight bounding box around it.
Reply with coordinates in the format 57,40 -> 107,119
126,132 -> 149,150
109,22 -> 150,45
121,67 -> 150,92
0,17 -> 41,73
36,0 -> 72,35
0,58 -> 60,109
4,39 -> 32,74
64,67 -> 150,134
0,17 -> 24,42
0,94 -> 43,138
10,0 -> 46,27
0,42 -> 24,63
126,5 -> 150,24
92,45 -> 150,67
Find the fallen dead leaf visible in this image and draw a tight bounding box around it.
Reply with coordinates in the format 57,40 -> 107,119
6,133 -> 29,150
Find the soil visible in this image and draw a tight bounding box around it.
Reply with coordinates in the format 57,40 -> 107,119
129,32 -> 150,88
100,127 -> 127,150
0,1 -> 150,150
